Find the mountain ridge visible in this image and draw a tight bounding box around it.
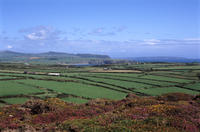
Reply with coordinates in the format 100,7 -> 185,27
0,50 -> 110,64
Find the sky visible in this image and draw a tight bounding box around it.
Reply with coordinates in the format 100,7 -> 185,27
0,0 -> 199,58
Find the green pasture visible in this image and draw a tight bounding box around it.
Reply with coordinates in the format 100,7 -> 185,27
80,74 -> 177,86
2,97 -> 29,104
185,82 -> 200,91
140,75 -> 192,83
0,81 -> 43,96
0,76 -> 17,79
61,76 -> 132,93
0,62 -> 199,105
134,87 -> 199,96
15,79 -> 127,100
61,97 -> 89,104
79,76 -> 152,89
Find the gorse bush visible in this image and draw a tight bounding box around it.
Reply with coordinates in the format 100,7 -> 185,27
0,93 -> 199,132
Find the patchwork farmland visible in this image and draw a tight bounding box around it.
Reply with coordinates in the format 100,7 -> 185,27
0,63 -> 199,105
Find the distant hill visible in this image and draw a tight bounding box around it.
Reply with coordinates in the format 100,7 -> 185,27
0,50 -> 110,64
124,57 -> 200,63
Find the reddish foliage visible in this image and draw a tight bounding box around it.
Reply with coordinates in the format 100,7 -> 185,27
0,93 -> 199,132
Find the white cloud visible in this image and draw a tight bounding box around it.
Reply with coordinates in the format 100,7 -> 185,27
21,26 -> 63,41
7,45 -> 13,49
143,39 -> 161,45
88,26 -> 127,36
26,31 -> 46,40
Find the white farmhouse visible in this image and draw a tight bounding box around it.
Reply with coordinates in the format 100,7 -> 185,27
48,73 -> 60,76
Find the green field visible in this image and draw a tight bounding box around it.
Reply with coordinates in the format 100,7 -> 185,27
0,81 -> 44,96
0,63 -> 199,105
61,97 -> 89,104
134,87 -> 199,96
15,79 -> 126,100
185,82 -> 200,90
1,97 -> 29,104
0,76 -> 17,79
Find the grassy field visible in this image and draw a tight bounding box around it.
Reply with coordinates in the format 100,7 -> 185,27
0,81 -> 44,96
1,97 -> 29,104
0,62 -> 199,105
61,97 -> 89,104
134,87 -> 199,96
185,82 -> 200,90
15,79 -> 127,100
0,76 -> 17,79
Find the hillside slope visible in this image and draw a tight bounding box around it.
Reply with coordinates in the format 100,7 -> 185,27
0,93 -> 199,132
0,51 -> 110,64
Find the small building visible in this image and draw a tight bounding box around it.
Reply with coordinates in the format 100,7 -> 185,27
103,67 -> 112,70
23,71 -> 35,74
48,73 -> 60,76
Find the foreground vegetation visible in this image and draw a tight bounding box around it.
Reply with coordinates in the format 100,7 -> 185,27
0,93 -> 199,131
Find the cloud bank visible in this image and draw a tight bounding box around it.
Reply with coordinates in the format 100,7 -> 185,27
0,26 -> 199,58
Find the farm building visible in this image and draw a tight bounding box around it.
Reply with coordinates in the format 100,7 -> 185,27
103,67 -> 112,70
48,73 -> 60,76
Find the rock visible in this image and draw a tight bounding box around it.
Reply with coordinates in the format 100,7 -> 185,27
69,125 -> 79,132
193,94 -> 200,101
126,93 -> 138,99
21,100 -> 51,115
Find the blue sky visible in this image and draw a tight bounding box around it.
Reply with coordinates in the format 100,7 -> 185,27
0,0 -> 199,58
